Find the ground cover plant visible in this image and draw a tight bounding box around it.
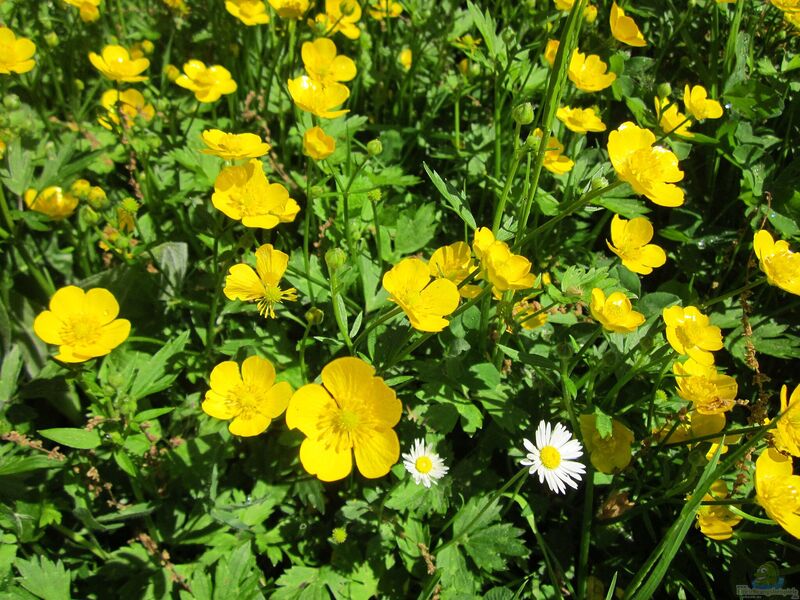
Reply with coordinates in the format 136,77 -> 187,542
1,0 -> 800,597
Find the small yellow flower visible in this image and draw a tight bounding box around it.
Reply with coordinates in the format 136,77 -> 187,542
556,106 -> 606,133
514,300 -> 549,330
24,187 -> 79,220
696,480 -> 742,541
303,126 -> 336,160
673,359 -> 738,414
0,139 -> 5,159
453,35 -> 482,53
553,0 -> 597,22
98,89 -> 155,130
529,128 -> 574,174
771,0 -> 800,9
65,0 -> 101,22
544,39 -> 559,66
203,355 -> 291,436
312,0 -> 362,40
654,96 -> 693,138
610,2 -> 647,47
429,241 -> 481,298
383,258 -> 460,332
568,50 -> 616,92
269,0 -> 311,18
225,0 -> 270,25
0,27 -> 36,75
755,447 -> 800,539
607,214 -> 667,275
287,76 -> 350,118
212,159 -> 300,228
579,413 -> 634,474
70,179 -> 91,199
399,48 -> 412,71
589,288 -> 645,333
286,357 -> 402,481
162,0 -> 190,14
301,38 -> 357,85
753,230 -> 800,296
774,384 -> 800,457
683,84 -> 724,120
201,129 -> 271,160
88,45 -> 149,82
175,60 -> 237,103
662,305 -> 723,366
164,64 -> 181,81
473,228 -> 536,296
368,0 -> 403,19
33,286 -> 131,363
224,244 -> 298,318
607,122 -> 685,207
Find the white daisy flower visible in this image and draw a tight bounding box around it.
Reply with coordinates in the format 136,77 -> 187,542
521,420 -> 586,494
402,439 -> 449,488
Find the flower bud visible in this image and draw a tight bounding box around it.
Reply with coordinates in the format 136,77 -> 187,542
590,176 -> 609,190
74,79 -> 85,91
366,139 -> 383,156
656,82 -> 672,100
71,179 -> 91,199
512,102 -> 534,125
367,189 -> 382,203
80,205 -> 100,225
330,527 -> 348,544
3,94 -> 20,110
305,307 -> 324,325
501,28 -> 516,45
310,185 -> 325,199
165,64 -> 181,82
325,248 -> 347,273
88,186 -> 109,209
44,32 -> 59,48
120,197 -> 140,214
141,40 -> 155,55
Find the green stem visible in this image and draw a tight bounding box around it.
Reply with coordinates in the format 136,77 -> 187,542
576,471 -> 594,599
491,122 -> 522,234
330,269 -> 354,355
352,306 -> 403,350
699,277 -> 766,309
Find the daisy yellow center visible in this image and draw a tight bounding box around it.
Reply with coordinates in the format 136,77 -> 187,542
227,384 -> 262,419
415,456 -> 433,474
60,316 -> 103,347
540,445 -> 562,470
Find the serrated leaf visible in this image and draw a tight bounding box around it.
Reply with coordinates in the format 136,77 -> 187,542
424,164 -> 476,230
395,203 -> 437,254
128,331 -> 190,400
14,555 -> 71,600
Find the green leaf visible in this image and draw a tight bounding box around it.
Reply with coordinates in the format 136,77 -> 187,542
452,498 -> 528,573
128,330 -> 190,400
395,203 -> 437,254
0,345 -> 23,408
424,164 -> 477,230
14,556 -> 71,600
272,566 -> 346,600
38,428 -> 101,450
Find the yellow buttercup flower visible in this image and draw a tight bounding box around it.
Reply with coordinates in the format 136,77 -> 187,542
224,244 -> 297,318
301,38 -> 357,85
312,0 -> 362,40
225,0 -> 270,25
33,286 -> 131,363
514,299 -> 549,330
607,122 -> 685,207
201,129 -> 271,160
610,2 -> 646,47
175,60 -> 237,103
755,448 -> 800,539
544,39 -> 559,67
607,214 -> 667,275
65,0 -> 101,22
673,359 -> 737,414
24,187 -> 79,220
162,0 -> 190,14
203,356 -> 291,436
556,106 -> 606,133
368,0 -> 403,19
269,0 -> 310,18
88,45 -> 149,82
654,96 -> 693,137
579,414 -> 634,474
286,357 -> 402,481
589,288 -> 645,333
753,230 -> 800,296
429,241 -> 481,298
553,0 -> 597,22
568,50 -> 616,92
473,228 -> 536,296
212,159 -> 300,228
683,84 -> 724,120
98,89 -> 155,130
399,48 -> 412,71
771,0 -> 800,9
662,305 -> 723,366
696,480 -> 742,541
774,384 -> 800,457
287,77 -> 350,118
529,128 -> 574,175
0,27 -> 36,75
303,126 -> 336,160
383,258 -> 460,332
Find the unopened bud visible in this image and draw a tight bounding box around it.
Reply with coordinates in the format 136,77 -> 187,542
3,94 -> 20,110
656,82 -> 672,100
325,248 -> 347,273
305,307 -> 324,325
367,189 -> 382,203
591,176 -> 609,190
88,186 -> 108,209
366,139 -> 383,156
44,32 -> 59,48
120,197 -> 140,214
512,102 -> 534,126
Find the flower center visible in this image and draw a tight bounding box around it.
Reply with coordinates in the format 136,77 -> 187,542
227,384 -> 262,419
60,316 -> 103,347
415,456 -> 433,474
540,445 -> 562,470
337,409 -> 360,431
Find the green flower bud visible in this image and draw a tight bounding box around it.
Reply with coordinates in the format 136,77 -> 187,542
305,307 -> 324,325
120,197 -> 140,214
74,78 -> 85,91
70,178 -> 91,199
87,186 -> 108,209
591,176 -> 609,190
3,94 -> 20,110
44,32 -> 59,48
325,248 -> 347,273
310,185 -> 325,199
330,527 -> 348,544
80,205 -> 100,225
512,102 -> 534,126
366,139 -> 383,156
656,82 -> 672,100
367,189 -> 382,203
